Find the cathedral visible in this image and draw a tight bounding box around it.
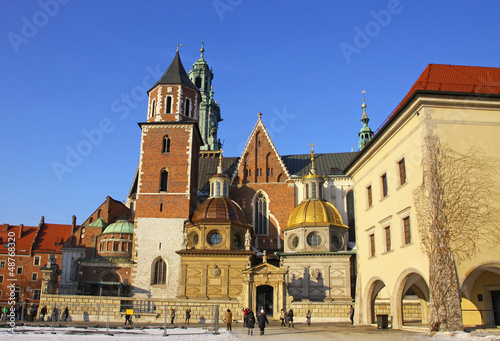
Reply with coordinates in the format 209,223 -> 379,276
56,45 -> 358,321
33,47 -> 500,328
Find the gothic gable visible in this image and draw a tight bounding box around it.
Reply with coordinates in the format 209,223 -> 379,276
231,114 -> 290,185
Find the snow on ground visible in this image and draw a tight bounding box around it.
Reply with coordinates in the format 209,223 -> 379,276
1,326 -> 234,340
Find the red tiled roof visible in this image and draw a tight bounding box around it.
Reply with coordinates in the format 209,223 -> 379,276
32,223 -> 73,253
378,64 -> 500,133
0,224 -> 39,255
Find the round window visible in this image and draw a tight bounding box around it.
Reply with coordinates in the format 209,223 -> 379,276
209,232 -> 223,245
307,232 -> 322,247
332,234 -> 343,250
192,233 -> 199,245
290,235 -> 299,249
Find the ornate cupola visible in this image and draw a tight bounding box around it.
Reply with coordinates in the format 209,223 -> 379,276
146,47 -> 200,123
208,152 -> 230,198
283,144 -> 349,253
188,42 -> 222,151
302,143 -> 325,200
358,97 -> 374,150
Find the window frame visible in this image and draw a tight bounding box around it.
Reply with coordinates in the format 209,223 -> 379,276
33,256 -> 41,266
165,96 -> 172,114
398,158 -> 407,186
384,226 -> 391,252
254,192 -> 269,236
369,233 -> 376,258
381,173 -> 388,198
403,216 -> 411,245
16,267 -> 23,275
32,272 -> 38,281
152,258 -> 167,285
366,184 -> 373,208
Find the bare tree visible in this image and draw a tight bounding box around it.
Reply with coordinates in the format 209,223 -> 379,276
414,136 -> 500,332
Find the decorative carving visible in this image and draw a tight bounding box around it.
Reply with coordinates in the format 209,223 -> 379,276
310,268 -> 321,280
210,265 -> 221,277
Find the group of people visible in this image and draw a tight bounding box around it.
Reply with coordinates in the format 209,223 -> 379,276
279,308 -> 296,327
242,307 -> 269,335
0,304 -> 70,322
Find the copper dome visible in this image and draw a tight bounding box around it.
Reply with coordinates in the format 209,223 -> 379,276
191,197 -> 251,227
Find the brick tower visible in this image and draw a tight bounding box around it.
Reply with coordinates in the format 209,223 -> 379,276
130,49 -> 203,298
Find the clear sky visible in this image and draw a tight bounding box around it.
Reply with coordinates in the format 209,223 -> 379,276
1,0 -> 499,226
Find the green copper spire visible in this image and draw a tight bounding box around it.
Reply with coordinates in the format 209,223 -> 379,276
358,97 -> 374,150
188,42 -> 222,151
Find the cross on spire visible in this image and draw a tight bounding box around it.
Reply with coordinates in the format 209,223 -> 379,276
257,111 -> 263,119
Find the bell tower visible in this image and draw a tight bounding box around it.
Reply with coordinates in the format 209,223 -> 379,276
188,42 -> 222,151
131,48 -> 203,299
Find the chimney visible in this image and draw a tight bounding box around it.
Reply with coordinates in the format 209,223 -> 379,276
18,224 -> 23,239
72,215 -> 77,233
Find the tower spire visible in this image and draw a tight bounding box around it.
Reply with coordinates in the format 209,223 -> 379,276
358,90 -> 374,150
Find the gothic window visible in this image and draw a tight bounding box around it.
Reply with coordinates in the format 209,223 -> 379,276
162,135 -> 170,153
159,169 -> 168,192
254,193 -> 268,235
152,258 -> 167,285
166,96 -> 172,114
151,100 -> 156,117
185,98 -> 191,117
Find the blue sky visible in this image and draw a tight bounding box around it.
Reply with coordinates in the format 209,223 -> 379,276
1,0 -> 499,226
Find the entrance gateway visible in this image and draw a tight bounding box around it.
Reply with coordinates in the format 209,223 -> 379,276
257,285 -> 273,315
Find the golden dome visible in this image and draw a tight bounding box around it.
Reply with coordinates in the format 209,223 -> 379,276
191,197 -> 251,227
286,199 -> 348,229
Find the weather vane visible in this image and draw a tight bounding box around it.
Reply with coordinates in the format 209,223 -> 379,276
176,43 -> 182,51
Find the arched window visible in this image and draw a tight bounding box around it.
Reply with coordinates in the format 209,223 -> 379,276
211,183 -> 214,197
165,96 -> 172,114
216,182 -> 221,196
151,100 -> 156,117
162,135 -> 170,153
254,193 -> 268,235
160,169 -> 168,192
223,183 -> 228,197
306,183 -> 309,199
195,77 -> 202,89
312,182 -> 317,199
152,258 -> 167,285
185,98 -> 191,117
113,242 -> 119,251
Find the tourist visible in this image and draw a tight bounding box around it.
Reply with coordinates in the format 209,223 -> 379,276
280,308 -> 286,326
40,305 -> 47,321
31,305 -> 38,322
170,308 -> 176,324
348,305 -> 355,325
287,308 -> 294,328
306,309 -> 312,325
244,309 -> 256,335
185,308 -> 191,325
257,310 -> 269,335
124,311 -> 133,325
225,309 -> 232,331
62,307 -> 70,321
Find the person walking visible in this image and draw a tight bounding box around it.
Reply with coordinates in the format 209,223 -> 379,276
306,309 -> 312,325
225,309 -> 232,331
124,312 -> 133,325
257,310 -> 269,335
62,307 -> 69,322
348,305 -> 355,325
170,308 -> 176,324
40,305 -> 47,321
185,308 -> 191,325
287,308 -> 294,328
31,304 -> 38,322
280,308 -> 286,327
244,309 -> 256,335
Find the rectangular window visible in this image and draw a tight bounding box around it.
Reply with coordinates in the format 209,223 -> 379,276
0,261 -> 5,268
403,217 -> 411,244
16,267 -> 23,275
32,273 -> 38,281
385,226 -> 391,252
33,256 -> 41,266
0,275 -> 4,284
398,159 -> 407,185
367,185 -> 373,207
33,289 -> 41,301
369,234 -> 375,257
381,173 -> 388,197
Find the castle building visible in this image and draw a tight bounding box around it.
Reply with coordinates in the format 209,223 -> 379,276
345,64 -> 500,328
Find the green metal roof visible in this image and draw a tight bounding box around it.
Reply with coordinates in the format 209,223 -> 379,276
87,217 -> 107,228
102,220 -> 134,235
